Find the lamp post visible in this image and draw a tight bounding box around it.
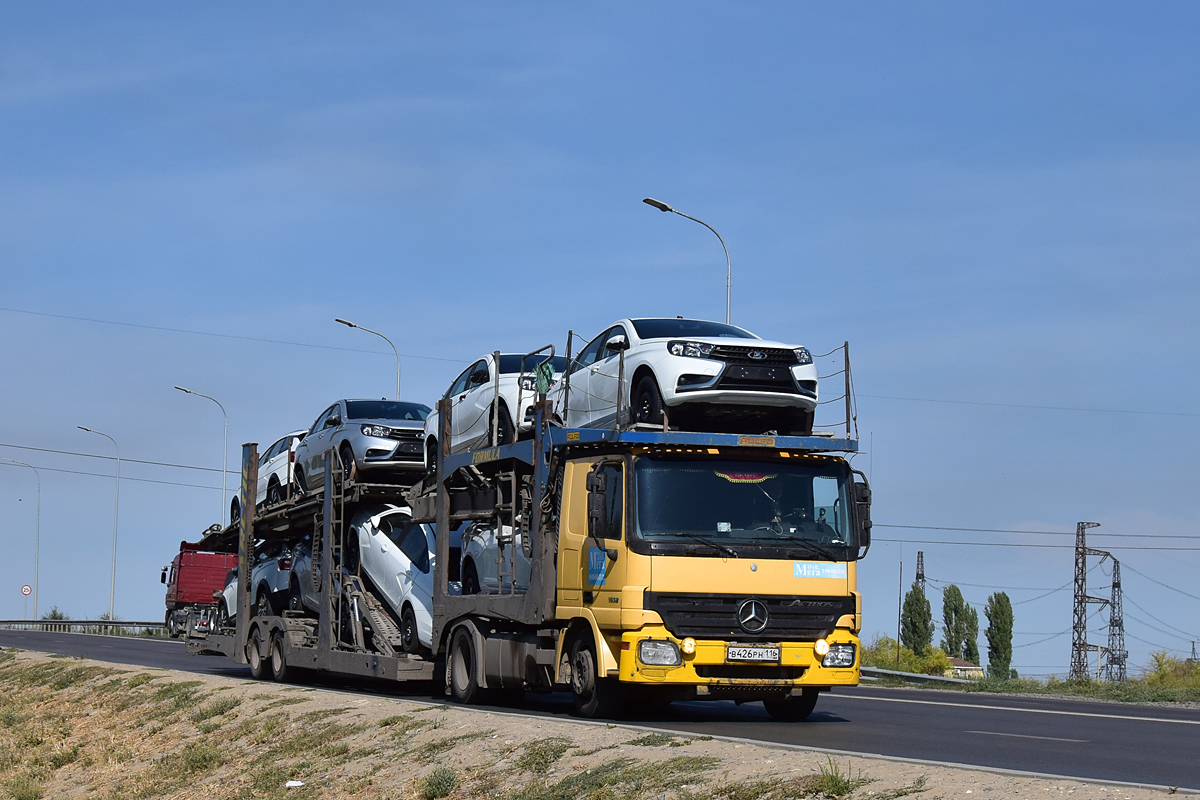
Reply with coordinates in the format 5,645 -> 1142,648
175,386 -> 229,527
643,197 -> 733,324
3,459 -> 40,620
335,318 -> 401,400
78,426 -> 119,620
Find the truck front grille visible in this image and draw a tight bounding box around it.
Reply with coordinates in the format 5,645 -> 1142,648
644,592 -> 854,643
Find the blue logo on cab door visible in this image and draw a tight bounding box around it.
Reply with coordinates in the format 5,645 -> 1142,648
794,562 -> 847,579
588,547 -> 607,586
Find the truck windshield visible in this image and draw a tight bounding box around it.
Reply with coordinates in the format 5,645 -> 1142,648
633,456 -> 851,554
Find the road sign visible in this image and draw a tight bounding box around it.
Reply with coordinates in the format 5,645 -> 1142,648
21,585 -> 32,596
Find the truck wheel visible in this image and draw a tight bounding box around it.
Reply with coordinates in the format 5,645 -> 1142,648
449,627 -> 480,704
269,633 -> 289,683
570,634 -> 624,718
400,605 -> 420,654
165,611 -> 178,639
763,690 -> 818,721
633,375 -> 664,426
247,628 -> 267,680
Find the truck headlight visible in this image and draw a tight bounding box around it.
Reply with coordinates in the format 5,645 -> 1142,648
638,639 -> 682,666
667,340 -> 714,358
821,643 -> 856,668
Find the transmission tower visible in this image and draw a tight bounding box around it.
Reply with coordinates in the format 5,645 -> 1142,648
916,551 -> 926,594
1069,521 -> 1110,681
1102,558 -> 1127,682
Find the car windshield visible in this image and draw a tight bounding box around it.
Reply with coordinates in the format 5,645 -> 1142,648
345,401 -> 430,421
630,319 -> 757,340
497,355 -> 568,374
634,456 -> 851,551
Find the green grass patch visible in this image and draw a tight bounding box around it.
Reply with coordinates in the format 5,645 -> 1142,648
420,766 -> 459,799
4,773 -> 44,800
624,732 -> 677,747
125,673 -> 157,688
513,737 -> 573,773
191,695 -> 240,722
411,730 -> 492,763
505,755 -> 720,800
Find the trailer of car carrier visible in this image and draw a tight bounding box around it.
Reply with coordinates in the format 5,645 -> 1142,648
189,380 -> 871,721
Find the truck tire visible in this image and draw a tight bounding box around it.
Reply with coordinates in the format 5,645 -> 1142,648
448,627 -> 480,704
247,628 -> 267,680
570,633 -> 625,718
763,690 -> 818,721
165,611 -> 178,639
269,633 -> 289,683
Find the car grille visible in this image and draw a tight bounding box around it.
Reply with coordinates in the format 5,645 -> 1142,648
709,345 -> 799,366
644,592 -> 854,643
388,430 -> 424,460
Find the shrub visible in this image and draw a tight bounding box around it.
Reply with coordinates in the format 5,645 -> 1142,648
420,766 -> 458,799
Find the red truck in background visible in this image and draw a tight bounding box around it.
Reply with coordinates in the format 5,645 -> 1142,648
162,541 -> 237,638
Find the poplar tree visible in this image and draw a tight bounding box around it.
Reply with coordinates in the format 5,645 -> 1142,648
963,604 -> 980,665
985,591 -> 1014,678
900,582 -> 933,655
940,585 -> 967,658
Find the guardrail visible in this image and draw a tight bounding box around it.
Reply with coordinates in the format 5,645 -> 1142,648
0,620 -> 168,637
860,666 -> 974,685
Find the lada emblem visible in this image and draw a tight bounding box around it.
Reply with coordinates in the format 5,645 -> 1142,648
737,598 -> 769,633
748,350 -> 766,360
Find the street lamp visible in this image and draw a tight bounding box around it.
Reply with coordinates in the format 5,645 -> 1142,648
78,426 -> 120,621
643,197 -> 733,324
335,318 -> 401,400
175,386 -> 229,527
2,459 -> 40,620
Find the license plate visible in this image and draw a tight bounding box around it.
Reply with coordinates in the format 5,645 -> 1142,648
726,645 -> 780,663
728,366 -> 781,381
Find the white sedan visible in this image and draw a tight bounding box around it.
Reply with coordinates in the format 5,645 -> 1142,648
553,317 -> 818,435
230,429 -> 306,526
459,522 -> 530,595
424,352 -> 567,467
351,504 -> 460,654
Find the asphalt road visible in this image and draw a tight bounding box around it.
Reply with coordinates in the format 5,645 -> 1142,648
3,630 -> 1197,790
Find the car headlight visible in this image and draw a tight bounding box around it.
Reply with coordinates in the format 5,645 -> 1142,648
361,424 -> 392,438
793,347 -> 813,365
519,375 -> 536,391
821,642 -> 857,668
667,340 -> 714,358
638,639 -> 682,666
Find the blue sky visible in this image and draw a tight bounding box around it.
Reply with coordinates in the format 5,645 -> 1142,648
1,3 -> 1197,676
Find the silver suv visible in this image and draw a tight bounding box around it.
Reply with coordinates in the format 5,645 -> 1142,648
293,399 -> 431,491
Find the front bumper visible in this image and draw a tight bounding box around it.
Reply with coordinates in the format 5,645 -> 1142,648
660,356 -> 819,409
613,625 -> 859,695
350,431 -> 426,471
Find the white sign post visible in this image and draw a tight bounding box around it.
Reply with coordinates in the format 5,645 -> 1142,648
21,584 -> 31,619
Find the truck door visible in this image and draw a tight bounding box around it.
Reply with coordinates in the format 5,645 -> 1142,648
580,459 -> 628,628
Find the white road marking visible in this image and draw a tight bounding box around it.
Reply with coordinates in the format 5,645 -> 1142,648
836,693 -> 1200,726
966,730 -> 1089,743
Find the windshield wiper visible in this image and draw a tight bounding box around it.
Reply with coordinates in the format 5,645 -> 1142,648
750,532 -> 840,561
662,532 -> 738,558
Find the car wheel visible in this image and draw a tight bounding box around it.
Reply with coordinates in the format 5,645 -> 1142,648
247,627 -> 267,680
339,443 -> 356,480
217,601 -> 230,629
763,690 -> 819,721
293,467 -> 306,496
494,404 -> 515,446
266,480 -> 282,506
255,587 -> 274,618
462,560 -> 480,595
426,438 -> 438,475
400,605 -> 420,654
632,375 -> 664,426
229,498 -> 241,528
288,579 -> 303,613
570,632 -> 625,718
449,627 -> 480,704
269,633 -> 289,682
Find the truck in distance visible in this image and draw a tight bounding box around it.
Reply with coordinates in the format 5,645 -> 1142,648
162,541 -> 238,638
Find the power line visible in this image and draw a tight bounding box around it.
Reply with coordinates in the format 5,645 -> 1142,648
878,523 -> 1198,540
0,463 -> 219,491
1123,563 -> 1200,602
859,393 -> 1200,418
0,306 -> 463,364
1124,595 -> 1200,640
0,442 -> 237,475
875,538 -> 1200,551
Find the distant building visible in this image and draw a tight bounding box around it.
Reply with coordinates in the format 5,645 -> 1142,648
946,657 -> 985,680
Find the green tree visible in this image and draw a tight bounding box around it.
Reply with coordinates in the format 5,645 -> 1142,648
963,604 -> 980,665
900,582 -> 933,655
41,606 -> 69,621
940,585 -> 967,658
985,591 -> 1013,679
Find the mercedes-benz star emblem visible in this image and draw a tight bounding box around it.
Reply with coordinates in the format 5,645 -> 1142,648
748,350 -> 766,360
737,598 -> 769,634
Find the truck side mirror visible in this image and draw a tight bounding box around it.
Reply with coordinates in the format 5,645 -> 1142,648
852,471 -> 872,557
587,487 -> 607,540
160,568 -> 168,585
